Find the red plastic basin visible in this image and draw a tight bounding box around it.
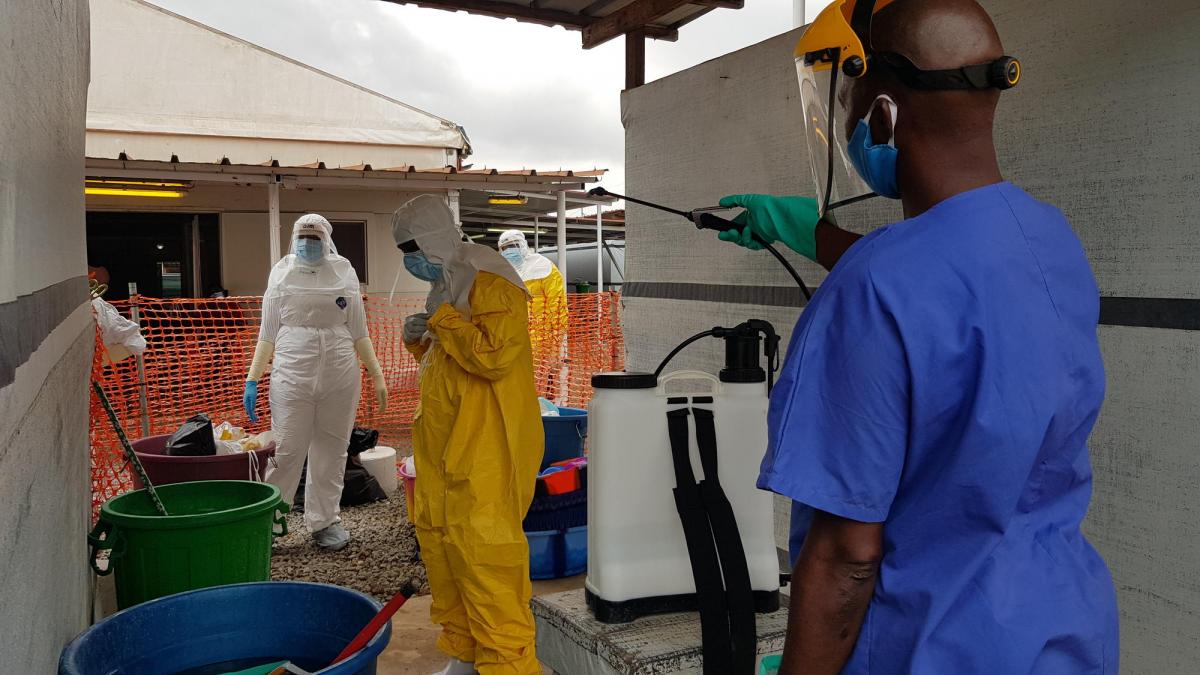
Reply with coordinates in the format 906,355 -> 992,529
130,434 -> 276,487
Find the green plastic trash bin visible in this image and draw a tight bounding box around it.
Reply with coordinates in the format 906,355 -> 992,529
88,480 -> 288,609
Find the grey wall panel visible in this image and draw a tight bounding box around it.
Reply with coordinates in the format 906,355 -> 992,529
0,327 -> 94,673
1086,326 -> 1200,673
987,0 -> 1200,298
0,0 -> 93,670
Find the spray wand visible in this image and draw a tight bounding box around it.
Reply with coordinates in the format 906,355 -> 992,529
587,187 -> 812,301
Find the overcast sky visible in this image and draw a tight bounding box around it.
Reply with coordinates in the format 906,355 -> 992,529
148,0 -> 824,194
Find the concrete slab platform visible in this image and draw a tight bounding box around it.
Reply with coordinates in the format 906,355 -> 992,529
532,589 -> 788,675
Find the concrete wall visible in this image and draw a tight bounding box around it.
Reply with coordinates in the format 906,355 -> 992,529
87,185 -> 436,298
0,0 -> 94,671
622,1 -> 1200,671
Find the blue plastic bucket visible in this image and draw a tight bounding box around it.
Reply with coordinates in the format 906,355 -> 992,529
542,407 -> 587,469
59,582 -> 390,675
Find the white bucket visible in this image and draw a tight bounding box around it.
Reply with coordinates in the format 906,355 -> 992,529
359,445 -> 398,496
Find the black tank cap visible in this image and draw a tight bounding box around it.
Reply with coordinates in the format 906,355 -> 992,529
591,372 -> 658,389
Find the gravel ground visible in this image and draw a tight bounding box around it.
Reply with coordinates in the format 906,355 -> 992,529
270,495 -> 430,601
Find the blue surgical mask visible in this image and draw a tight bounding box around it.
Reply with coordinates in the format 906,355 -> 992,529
296,238 -> 324,264
501,248 -> 524,266
847,95 -> 901,200
404,251 -> 443,282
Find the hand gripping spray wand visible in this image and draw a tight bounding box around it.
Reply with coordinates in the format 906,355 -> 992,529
586,187 -> 812,302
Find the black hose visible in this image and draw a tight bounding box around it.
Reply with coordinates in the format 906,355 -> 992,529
762,242 -> 812,301
655,330 -> 718,377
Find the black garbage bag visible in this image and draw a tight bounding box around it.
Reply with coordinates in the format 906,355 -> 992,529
165,414 -> 216,456
340,455 -> 388,506
348,427 -> 379,457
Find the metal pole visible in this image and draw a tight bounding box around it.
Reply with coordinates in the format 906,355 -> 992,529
595,204 -> 604,293
534,216 -> 539,251
268,180 -> 281,266
556,191 -> 569,406
556,191 -> 567,281
794,0 -> 807,27
447,189 -> 461,227
128,282 -> 150,437
190,214 -> 201,297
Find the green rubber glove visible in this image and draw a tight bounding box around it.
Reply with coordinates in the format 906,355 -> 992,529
716,194 -> 820,262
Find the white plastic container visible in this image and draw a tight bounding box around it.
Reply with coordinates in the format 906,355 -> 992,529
585,370 -> 780,621
359,445 -> 398,496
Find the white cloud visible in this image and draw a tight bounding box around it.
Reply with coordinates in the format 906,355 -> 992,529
146,0 -> 805,195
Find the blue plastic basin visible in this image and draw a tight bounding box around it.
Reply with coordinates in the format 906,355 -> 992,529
59,581 -> 390,675
542,407 -> 587,469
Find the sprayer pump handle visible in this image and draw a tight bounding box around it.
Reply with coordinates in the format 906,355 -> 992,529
693,212 -> 770,247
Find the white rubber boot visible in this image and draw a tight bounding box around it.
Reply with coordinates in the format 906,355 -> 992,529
432,657 -> 477,675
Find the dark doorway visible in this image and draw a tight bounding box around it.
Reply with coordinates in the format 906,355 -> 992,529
87,212 -> 221,300
330,220 -> 367,284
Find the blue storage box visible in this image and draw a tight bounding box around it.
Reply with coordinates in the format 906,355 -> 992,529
527,525 -> 588,580
541,407 -> 587,470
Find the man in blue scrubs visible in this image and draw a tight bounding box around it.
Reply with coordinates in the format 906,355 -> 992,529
718,0 -> 1119,672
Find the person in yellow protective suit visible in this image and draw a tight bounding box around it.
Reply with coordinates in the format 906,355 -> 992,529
496,230 -> 568,390
392,195 -> 543,675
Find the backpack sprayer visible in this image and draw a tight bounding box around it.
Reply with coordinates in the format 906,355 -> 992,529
584,188 -> 807,674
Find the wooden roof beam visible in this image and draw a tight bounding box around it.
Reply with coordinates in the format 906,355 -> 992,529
388,0 -> 590,30
583,0 -> 696,49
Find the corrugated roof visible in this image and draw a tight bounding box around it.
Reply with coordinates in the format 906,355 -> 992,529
391,0 -> 744,48
84,155 -> 606,188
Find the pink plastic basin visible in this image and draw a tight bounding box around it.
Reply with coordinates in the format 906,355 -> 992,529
129,434 -> 276,487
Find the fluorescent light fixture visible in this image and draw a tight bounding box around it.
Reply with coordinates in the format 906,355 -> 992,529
85,187 -> 185,198
486,227 -> 546,234
487,194 -> 528,205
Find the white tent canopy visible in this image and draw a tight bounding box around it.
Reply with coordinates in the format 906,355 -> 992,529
87,0 -> 470,170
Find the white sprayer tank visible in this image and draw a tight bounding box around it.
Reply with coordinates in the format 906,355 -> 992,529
585,369 -> 780,621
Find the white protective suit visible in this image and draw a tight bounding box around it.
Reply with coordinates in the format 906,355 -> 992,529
247,214 -> 385,536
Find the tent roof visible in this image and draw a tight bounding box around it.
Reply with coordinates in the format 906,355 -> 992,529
88,0 -> 470,153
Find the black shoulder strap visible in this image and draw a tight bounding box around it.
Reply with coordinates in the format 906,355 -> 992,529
666,408 -> 734,674
693,407 -> 757,674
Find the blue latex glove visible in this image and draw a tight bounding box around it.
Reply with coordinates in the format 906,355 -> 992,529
715,194 -> 821,262
243,381 -> 259,422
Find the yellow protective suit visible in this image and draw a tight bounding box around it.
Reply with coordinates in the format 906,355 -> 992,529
497,230 -> 569,396
407,272 -> 543,674
525,264 -> 568,360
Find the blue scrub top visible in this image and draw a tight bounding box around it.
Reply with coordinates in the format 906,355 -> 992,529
759,183 -> 1118,673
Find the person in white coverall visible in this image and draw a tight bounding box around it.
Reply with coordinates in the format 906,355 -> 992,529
242,214 -> 388,551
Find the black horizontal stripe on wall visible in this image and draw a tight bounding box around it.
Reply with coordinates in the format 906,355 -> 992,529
622,282 -> 810,308
1099,297 -> 1200,330
625,283 -> 1200,331
0,276 -> 88,389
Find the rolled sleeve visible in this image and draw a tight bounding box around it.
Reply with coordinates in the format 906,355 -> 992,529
257,291 -> 280,343
758,265 -> 909,523
346,291 -> 369,342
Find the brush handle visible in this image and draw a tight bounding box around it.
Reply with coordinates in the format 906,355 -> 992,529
92,381 -> 169,516
331,588 -> 413,665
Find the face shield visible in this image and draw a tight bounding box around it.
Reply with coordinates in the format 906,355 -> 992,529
497,229 -> 529,267
795,0 -> 891,215
390,194 -> 463,266
289,214 -> 339,265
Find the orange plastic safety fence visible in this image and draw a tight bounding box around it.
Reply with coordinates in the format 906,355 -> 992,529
89,292 -> 624,519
